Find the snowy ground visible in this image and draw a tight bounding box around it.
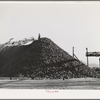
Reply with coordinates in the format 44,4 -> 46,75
0,78 -> 100,89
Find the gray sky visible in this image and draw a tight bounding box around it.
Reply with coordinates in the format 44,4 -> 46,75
0,1 -> 100,67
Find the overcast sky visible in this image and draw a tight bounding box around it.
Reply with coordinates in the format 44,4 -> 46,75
0,1 -> 100,67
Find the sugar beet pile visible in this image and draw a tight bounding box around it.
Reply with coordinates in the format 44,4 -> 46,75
0,37 -> 99,79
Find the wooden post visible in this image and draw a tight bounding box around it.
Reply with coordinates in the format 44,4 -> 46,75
72,47 -> 74,58
86,48 -> 89,67
38,33 -> 41,40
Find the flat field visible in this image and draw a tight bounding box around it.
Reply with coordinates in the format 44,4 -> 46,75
0,77 -> 100,89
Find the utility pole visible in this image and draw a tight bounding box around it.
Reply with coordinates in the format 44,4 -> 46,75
86,48 -> 89,67
72,47 -> 74,58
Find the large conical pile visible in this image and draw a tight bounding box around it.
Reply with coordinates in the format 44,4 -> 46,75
0,37 -> 99,79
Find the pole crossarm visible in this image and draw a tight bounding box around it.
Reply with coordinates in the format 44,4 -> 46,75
86,52 -> 100,57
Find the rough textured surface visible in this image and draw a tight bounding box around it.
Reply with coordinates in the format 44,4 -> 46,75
0,37 -> 99,79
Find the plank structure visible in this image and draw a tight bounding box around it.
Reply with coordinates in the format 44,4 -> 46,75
86,48 -> 100,67
86,52 -> 100,57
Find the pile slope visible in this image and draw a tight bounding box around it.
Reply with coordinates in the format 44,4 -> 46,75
0,37 -> 99,79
